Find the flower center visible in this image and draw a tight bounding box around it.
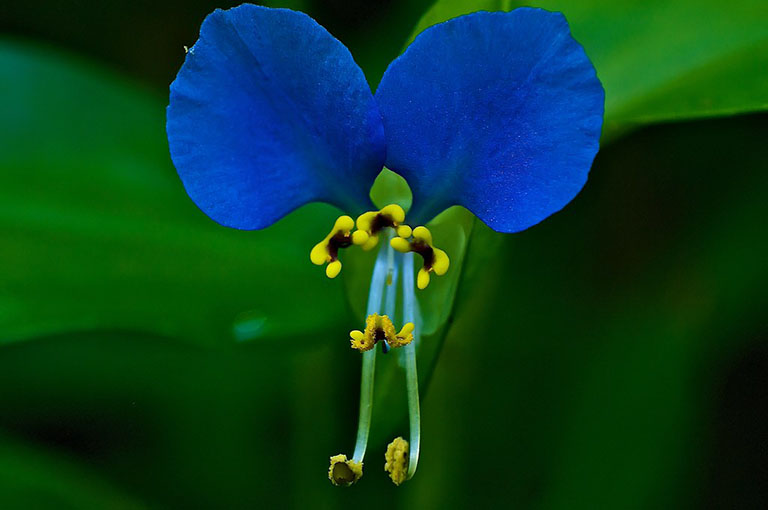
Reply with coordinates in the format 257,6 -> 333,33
351,204 -> 412,250
310,205 -> 449,289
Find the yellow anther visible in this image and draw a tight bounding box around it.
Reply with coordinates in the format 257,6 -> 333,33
326,260 -> 342,278
310,215 -> 355,278
412,225 -> 432,244
396,224 -> 412,238
351,229 -> 370,246
417,269 -> 431,291
353,204 -> 411,251
349,314 -> 414,352
384,437 -> 409,486
390,237 -> 411,253
389,322 -> 415,349
389,225 -> 450,289
375,204 -> 403,223
432,248 -> 450,275
349,329 -> 372,351
328,454 -> 363,487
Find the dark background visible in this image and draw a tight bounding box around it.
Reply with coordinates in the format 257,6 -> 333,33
1,1 -> 767,508
2,0 -> 432,87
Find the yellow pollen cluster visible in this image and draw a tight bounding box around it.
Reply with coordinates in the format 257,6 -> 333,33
328,454 -> 363,487
349,314 -> 414,352
352,204 -> 412,251
310,215 -> 355,278
391,226 -> 450,289
384,437 -> 409,486
310,205 -> 416,279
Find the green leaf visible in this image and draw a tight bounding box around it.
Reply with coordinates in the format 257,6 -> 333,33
0,40 -> 350,345
407,0 -> 768,135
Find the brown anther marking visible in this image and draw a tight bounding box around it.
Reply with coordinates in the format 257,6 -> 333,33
327,231 -> 352,261
369,213 -> 396,235
410,240 -> 435,271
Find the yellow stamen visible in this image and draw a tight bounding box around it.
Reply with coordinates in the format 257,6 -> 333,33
310,215 -> 355,278
326,260 -> 342,278
349,314 -> 414,352
384,437 -> 409,486
328,454 -> 363,487
396,224 -> 412,238
390,236 -> 411,253
388,322 -> 415,349
349,329 -> 372,351
353,204 -> 411,251
390,225 -> 450,289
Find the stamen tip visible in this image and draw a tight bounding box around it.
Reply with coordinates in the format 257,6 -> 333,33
396,224 -> 412,238
390,237 -> 411,253
335,215 -> 355,231
310,242 -> 328,265
326,260 -> 342,278
381,204 -> 406,223
350,329 -> 373,351
433,254 -> 450,276
417,269 -> 430,290
351,230 -> 369,246
384,437 -> 409,486
362,236 -> 379,251
412,226 -> 432,243
329,454 -> 363,487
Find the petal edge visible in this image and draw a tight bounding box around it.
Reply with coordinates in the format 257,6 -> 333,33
376,8 -> 604,232
168,5 -> 385,230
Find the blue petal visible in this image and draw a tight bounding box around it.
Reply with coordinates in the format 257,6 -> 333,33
167,5 -> 384,230
375,9 -> 604,233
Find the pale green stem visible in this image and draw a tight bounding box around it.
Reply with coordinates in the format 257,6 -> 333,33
402,251 -> 421,479
384,252 -> 400,320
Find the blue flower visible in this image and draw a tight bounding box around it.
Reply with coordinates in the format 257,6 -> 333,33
167,5 -> 385,230
376,8 -> 604,233
167,3 -> 604,486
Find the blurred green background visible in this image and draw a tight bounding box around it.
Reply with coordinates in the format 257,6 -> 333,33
1,0 -> 767,508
